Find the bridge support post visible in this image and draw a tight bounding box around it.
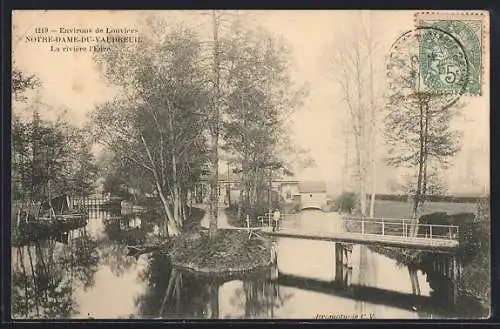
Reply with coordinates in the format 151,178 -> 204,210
334,243 -> 344,284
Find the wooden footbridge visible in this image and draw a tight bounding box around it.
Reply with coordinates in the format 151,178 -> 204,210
258,217 -> 459,253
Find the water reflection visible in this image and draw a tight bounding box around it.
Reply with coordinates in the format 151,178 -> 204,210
134,252 -> 291,319
11,207 -> 152,319
12,228 -> 98,319
135,253 -> 212,319
11,207 -> 467,319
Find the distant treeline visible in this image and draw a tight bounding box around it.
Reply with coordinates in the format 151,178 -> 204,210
374,194 -> 487,204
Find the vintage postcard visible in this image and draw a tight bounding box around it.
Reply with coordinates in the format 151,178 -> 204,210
11,10 -> 490,320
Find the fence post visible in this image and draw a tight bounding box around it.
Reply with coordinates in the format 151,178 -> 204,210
361,220 -> 365,235
382,221 -> 385,236
430,225 -> 433,239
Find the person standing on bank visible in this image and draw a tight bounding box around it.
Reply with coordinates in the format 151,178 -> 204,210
273,208 -> 281,232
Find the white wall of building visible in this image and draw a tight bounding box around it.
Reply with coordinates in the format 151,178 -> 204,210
281,183 -> 300,203
300,192 -> 327,209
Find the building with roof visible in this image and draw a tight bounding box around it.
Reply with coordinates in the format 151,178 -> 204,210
276,180 -> 300,204
298,181 -> 327,210
193,172 -> 325,212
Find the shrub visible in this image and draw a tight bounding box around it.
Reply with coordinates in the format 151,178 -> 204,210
336,191 -> 356,214
459,199 -> 490,305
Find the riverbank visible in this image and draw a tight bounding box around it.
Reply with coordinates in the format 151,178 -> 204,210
368,244 -> 489,317
366,201 -> 490,317
161,206 -> 272,275
368,246 -> 491,317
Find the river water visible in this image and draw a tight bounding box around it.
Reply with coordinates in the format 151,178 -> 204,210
11,207 -> 466,319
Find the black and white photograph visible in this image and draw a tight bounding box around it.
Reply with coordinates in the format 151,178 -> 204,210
10,10 -> 490,319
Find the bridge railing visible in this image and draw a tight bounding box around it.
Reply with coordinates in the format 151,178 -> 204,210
342,217 -> 459,241
257,212 -> 298,228
71,194 -> 114,207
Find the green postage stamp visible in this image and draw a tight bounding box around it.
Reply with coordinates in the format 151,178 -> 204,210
415,11 -> 488,96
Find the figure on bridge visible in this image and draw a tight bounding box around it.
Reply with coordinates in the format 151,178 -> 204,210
273,208 -> 281,232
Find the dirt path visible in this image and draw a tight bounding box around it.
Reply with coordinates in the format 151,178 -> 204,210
199,203 -> 236,229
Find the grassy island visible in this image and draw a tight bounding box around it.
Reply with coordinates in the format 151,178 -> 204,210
141,207 -> 273,275
168,229 -> 272,275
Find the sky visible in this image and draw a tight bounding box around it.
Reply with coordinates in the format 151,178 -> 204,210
12,10 -> 490,195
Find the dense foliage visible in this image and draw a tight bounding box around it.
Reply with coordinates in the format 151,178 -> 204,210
218,21 -> 308,220
92,20 -> 212,236
336,191 -> 357,214
459,198 -> 490,305
12,68 -> 98,201
91,15 -> 308,234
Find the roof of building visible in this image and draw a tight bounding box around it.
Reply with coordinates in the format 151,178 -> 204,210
298,181 -> 327,193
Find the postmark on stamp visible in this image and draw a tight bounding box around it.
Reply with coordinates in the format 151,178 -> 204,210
418,27 -> 469,95
415,11 -> 488,96
386,27 -> 468,110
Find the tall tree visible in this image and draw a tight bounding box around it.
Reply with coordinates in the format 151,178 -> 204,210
325,12 -> 382,217
12,106 -> 98,201
385,30 -> 463,236
219,21 -> 308,218
12,66 -> 40,101
208,10 -> 221,238
92,20 -> 210,236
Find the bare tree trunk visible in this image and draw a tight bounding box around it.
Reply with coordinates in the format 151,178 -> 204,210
227,162 -> 231,206
367,16 -> 377,218
354,133 -> 366,216
412,98 -> 425,237
369,163 -> 376,218
421,103 -> 430,212
240,91 -> 250,219
140,134 -> 179,236
237,186 -> 243,220
329,14 -> 383,218
354,39 -> 367,217
155,181 -> 179,236
166,102 -> 183,231
173,185 -> 180,228
208,10 -> 221,239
